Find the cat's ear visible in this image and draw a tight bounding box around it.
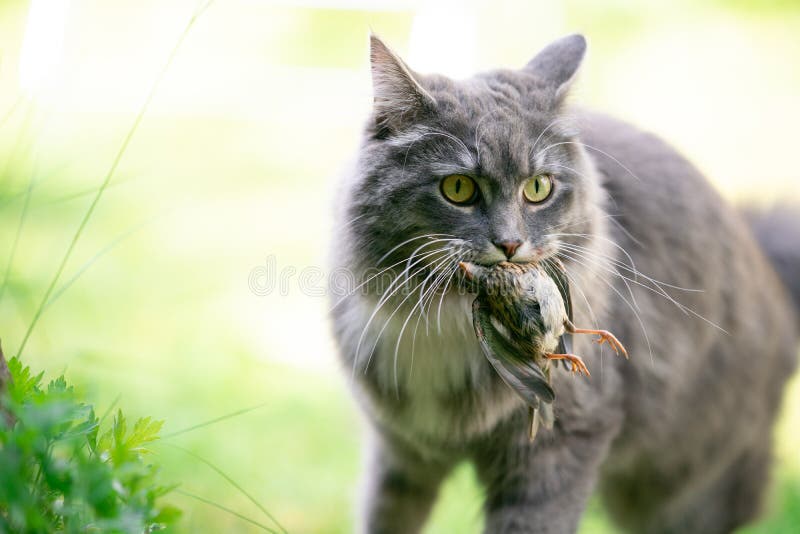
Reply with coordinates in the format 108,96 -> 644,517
524,34 -> 586,99
369,33 -> 436,134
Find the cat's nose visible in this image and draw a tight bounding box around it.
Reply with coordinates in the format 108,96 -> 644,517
493,239 -> 523,259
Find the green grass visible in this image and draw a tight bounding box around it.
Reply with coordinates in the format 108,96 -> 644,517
0,355 -> 181,533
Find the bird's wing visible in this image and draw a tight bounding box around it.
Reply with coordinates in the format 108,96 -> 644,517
542,258 -> 574,355
472,299 -> 555,405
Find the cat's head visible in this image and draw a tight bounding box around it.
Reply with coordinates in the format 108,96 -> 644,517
346,34 -> 603,288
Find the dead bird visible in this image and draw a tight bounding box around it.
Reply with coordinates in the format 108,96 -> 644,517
459,259 -> 628,439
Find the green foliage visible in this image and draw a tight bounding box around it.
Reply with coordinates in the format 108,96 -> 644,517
0,357 -> 180,533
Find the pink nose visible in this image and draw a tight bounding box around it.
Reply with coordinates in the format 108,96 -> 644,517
493,240 -> 522,258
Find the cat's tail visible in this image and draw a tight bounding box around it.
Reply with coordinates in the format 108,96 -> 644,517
745,207 -> 800,325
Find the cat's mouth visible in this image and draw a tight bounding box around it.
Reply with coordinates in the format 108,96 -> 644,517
471,241 -> 558,267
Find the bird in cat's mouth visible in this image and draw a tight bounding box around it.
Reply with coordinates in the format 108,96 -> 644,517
459,259 -> 628,440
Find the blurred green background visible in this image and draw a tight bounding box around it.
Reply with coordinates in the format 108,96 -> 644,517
1,0 -> 799,532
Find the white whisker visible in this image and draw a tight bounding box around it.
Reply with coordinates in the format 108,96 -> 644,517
391,251 -> 461,394
546,232 -> 639,277
330,248 -> 445,312
401,130 -> 475,176
545,162 -> 594,184
334,213 -> 368,232
557,249 -> 655,367
608,215 -> 645,249
375,247 -> 449,312
561,241 -> 703,294
355,265 -> 428,377
404,238 -> 457,276
422,259 -> 459,334
409,258 -> 461,381
539,141 -> 642,182
560,245 -> 727,334
558,242 -> 640,310
377,233 -> 454,266
544,257 -> 605,379
435,258 -> 462,333
352,247 -> 451,377
386,252 -> 458,394
528,116 -> 571,160
474,111 -> 493,168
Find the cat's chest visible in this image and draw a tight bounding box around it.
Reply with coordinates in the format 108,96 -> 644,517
366,294 -> 521,441
370,293 -> 480,392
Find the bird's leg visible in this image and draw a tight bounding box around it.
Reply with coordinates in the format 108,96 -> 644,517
544,352 -> 591,377
565,321 -> 629,359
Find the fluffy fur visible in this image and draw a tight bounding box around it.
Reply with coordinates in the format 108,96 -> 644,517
329,34 -> 800,534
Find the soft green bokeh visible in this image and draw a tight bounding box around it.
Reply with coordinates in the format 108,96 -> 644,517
1,1 -> 799,532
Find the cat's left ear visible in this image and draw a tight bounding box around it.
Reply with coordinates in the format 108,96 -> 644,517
369,33 -> 436,134
524,34 -> 587,100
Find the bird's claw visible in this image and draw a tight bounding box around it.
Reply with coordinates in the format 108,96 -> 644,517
545,353 -> 591,377
592,330 -> 629,359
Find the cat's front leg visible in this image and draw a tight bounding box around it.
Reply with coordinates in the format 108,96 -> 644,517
473,416 -> 617,534
358,430 -> 453,534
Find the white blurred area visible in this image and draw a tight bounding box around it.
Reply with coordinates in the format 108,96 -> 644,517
2,0 -> 799,371
9,0 -> 798,194
12,1 -> 564,116
18,0 -> 70,94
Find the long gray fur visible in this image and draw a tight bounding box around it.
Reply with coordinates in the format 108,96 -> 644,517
329,33 -> 800,534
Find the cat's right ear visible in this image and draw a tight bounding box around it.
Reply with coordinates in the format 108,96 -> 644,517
524,34 -> 587,101
369,34 -> 436,136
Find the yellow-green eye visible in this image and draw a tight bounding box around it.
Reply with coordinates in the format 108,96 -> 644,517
441,174 -> 477,205
523,174 -> 553,203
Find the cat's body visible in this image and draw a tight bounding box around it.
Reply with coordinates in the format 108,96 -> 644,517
330,35 -> 800,533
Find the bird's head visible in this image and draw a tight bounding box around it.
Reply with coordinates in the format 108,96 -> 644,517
459,261 -> 531,299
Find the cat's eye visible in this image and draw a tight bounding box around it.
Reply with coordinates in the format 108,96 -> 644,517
441,174 -> 478,205
523,174 -> 553,203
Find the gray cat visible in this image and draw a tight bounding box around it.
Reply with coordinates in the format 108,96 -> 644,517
329,33 -> 800,534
